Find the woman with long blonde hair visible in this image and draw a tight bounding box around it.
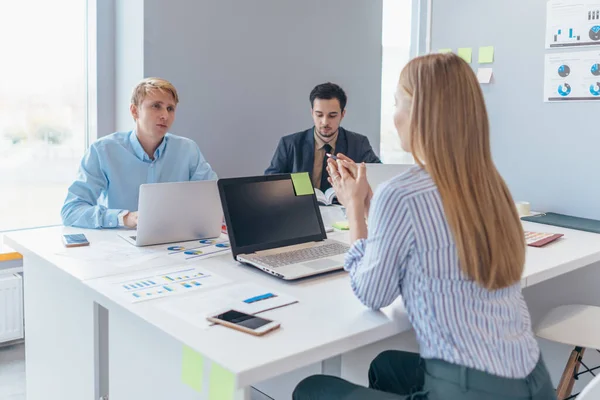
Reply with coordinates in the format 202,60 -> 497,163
293,53 -> 555,399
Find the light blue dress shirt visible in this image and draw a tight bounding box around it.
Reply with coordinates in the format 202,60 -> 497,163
345,166 -> 539,378
61,130 -> 217,229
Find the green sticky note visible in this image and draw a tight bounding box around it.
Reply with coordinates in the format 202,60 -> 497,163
291,172 -> 314,196
438,48 -> 453,54
478,46 -> 494,63
181,346 -> 204,393
209,363 -> 235,400
457,48 -> 472,63
332,221 -> 349,230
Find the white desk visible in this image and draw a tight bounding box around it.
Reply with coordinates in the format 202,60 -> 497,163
5,221 -> 600,400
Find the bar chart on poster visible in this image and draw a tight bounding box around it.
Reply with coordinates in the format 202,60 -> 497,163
546,0 -> 600,48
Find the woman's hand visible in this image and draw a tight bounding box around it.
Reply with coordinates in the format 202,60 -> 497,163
327,159 -> 370,211
327,159 -> 370,241
328,154 -> 373,217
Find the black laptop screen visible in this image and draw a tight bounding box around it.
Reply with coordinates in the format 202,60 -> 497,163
221,177 -> 324,250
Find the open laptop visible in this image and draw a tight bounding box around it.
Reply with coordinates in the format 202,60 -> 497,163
218,174 -> 350,280
366,163 -> 414,191
119,180 -> 223,246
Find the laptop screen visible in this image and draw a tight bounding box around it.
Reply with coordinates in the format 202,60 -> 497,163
219,175 -> 326,256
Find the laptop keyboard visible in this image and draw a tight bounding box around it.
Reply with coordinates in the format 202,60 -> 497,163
248,242 -> 349,268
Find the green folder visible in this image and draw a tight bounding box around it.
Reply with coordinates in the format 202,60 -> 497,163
521,212 -> 600,234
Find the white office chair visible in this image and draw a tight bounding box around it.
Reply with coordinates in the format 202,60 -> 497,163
577,374 -> 600,399
536,305 -> 600,400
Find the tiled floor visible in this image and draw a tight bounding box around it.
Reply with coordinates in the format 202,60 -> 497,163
0,342 -> 25,400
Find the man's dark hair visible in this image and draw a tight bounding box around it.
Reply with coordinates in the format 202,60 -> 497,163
309,82 -> 347,111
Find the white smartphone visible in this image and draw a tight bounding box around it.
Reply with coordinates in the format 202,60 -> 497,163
62,233 -> 90,248
206,309 -> 280,336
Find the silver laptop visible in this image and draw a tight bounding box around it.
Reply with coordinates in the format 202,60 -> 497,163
119,180 -> 223,246
218,174 -> 349,280
366,163 -> 413,191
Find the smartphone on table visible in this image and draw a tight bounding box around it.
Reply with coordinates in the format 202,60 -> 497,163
62,233 -> 90,248
207,309 -> 280,336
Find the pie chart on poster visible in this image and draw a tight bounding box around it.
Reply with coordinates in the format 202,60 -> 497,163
168,246 -> 185,251
590,26 -> 600,41
216,243 -> 230,248
557,83 -> 572,96
558,65 -> 570,77
590,82 -> 600,96
199,239 -> 216,244
592,63 -> 600,76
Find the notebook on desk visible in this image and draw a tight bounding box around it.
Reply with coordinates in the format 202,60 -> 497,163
521,212 -> 600,234
218,173 -> 349,280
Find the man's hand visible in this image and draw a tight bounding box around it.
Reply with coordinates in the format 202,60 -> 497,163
123,211 -> 138,228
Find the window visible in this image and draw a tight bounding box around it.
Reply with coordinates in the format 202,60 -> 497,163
380,0 -> 414,164
0,0 -> 88,231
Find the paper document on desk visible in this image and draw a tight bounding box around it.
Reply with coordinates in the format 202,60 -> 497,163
109,265 -> 231,303
159,282 -> 298,330
160,237 -> 231,262
55,240 -> 162,267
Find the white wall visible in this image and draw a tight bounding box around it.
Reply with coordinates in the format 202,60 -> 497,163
109,0 -> 383,178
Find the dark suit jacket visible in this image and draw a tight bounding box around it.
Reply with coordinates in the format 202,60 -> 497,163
264,127 -> 381,176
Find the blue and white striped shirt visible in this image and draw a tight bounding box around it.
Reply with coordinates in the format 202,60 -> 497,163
345,166 -> 540,378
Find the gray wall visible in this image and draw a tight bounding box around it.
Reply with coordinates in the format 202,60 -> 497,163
112,0 -> 383,178
432,0 -> 600,220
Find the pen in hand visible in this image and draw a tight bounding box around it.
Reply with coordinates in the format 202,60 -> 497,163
326,153 -> 338,161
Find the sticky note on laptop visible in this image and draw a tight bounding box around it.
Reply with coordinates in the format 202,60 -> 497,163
291,172 -> 314,196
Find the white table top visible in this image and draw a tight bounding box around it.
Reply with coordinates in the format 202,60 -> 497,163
4,226 -> 411,387
521,221 -> 600,286
5,220 -> 600,387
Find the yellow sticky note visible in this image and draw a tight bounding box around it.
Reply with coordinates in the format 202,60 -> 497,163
209,363 -> 235,400
181,346 -> 204,393
457,48 -> 472,63
478,46 -> 495,63
332,221 -> 349,230
438,48 -> 452,53
291,172 -> 314,196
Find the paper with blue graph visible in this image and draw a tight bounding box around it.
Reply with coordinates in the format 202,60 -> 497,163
164,237 -> 231,262
115,265 -> 231,303
159,282 -> 298,330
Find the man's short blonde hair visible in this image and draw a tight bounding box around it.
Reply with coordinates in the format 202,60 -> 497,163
131,77 -> 179,106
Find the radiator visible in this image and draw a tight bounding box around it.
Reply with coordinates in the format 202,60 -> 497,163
0,273 -> 24,343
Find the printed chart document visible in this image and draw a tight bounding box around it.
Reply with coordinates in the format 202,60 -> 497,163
159,282 -> 299,329
111,265 -> 231,303
546,0 -> 600,49
544,50 -> 600,101
162,237 -> 231,262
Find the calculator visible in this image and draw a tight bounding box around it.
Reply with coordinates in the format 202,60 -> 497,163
524,231 -> 563,247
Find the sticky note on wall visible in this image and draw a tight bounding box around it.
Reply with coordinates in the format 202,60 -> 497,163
181,346 -> 204,393
209,363 -> 235,400
477,68 -> 493,84
478,46 -> 495,63
291,172 -> 314,195
457,48 -> 472,63
438,48 -> 453,53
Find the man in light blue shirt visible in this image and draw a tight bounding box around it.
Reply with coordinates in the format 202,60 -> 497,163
61,77 -> 217,229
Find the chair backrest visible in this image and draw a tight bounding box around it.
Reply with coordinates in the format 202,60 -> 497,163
577,374 -> 600,399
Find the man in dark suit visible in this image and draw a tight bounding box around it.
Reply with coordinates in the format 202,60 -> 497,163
265,82 -> 381,191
